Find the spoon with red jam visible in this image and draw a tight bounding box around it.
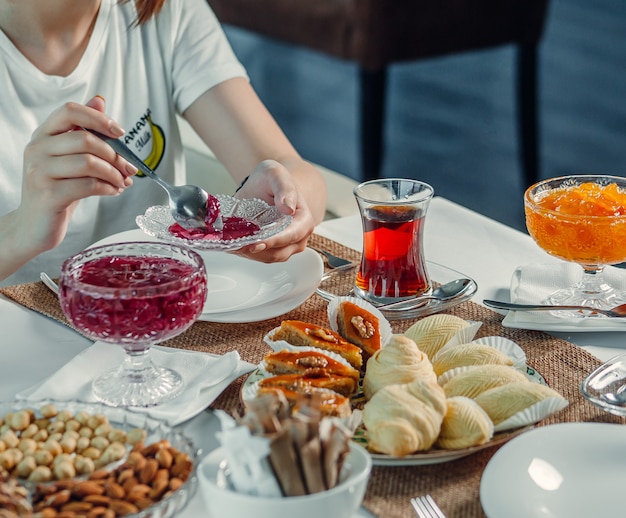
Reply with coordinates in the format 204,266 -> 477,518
87,128 -> 218,230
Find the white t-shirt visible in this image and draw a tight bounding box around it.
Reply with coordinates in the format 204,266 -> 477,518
0,0 -> 247,286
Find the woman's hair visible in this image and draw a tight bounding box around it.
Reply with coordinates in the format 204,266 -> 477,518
119,0 -> 167,25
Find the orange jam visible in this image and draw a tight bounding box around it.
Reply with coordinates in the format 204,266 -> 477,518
525,182 -> 626,265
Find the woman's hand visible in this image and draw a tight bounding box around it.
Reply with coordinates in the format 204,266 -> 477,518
233,159 -> 316,262
17,95 -> 136,251
0,96 -> 136,281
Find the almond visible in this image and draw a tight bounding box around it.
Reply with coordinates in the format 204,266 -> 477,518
168,477 -> 183,491
89,469 -> 111,480
126,483 -> 151,502
155,448 -> 173,469
125,451 -> 147,471
61,501 -> 94,513
116,467 -> 135,485
121,475 -> 139,494
87,507 -> 111,518
109,499 -> 139,516
139,458 -> 158,484
44,489 -> 71,507
104,481 -> 125,499
83,494 -> 111,506
170,456 -> 192,480
134,497 -> 155,510
72,480 -> 105,498
149,469 -> 169,499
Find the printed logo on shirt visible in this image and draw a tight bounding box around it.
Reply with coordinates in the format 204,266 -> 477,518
123,109 -> 166,176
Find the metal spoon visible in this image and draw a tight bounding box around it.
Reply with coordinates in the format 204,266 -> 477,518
377,278 -> 474,312
86,129 -> 219,230
483,300 -> 626,318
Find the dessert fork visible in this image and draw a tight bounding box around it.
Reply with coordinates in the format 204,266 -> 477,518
411,495 -> 446,518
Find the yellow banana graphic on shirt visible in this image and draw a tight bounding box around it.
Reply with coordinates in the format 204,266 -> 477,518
136,118 -> 166,176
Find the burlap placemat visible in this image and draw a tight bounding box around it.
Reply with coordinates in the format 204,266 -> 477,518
2,233 -> 624,517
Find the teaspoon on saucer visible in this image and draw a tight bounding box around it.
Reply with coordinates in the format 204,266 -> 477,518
377,278 -> 474,312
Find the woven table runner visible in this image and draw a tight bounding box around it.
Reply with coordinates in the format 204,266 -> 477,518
2,233 -> 625,518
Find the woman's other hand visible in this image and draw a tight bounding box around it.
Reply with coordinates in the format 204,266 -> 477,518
233,159 -> 317,262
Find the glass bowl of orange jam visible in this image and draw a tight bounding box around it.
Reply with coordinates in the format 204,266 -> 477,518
524,175 -> 626,311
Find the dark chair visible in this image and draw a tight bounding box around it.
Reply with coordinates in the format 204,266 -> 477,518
208,0 -> 550,186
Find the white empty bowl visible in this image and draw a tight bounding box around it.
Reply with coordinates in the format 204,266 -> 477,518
198,442 -> 372,518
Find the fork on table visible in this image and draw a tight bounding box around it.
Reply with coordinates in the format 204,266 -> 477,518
411,495 -> 446,518
310,247 -> 355,270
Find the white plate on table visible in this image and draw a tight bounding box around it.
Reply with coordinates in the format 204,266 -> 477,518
90,229 -> 323,323
480,422 -> 626,517
197,247 -> 323,322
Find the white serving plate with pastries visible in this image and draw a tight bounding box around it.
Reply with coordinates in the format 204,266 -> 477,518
242,363 -> 547,467
244,307 -> 568,467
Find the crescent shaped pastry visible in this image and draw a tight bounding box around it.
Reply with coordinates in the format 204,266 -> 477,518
362,380 -> 446,456
431,343 -> 514,377
404,314 -> 469,359
362,334 -> 436,400
474,382 -> 566,426
435,396 -> 494,450
442,364 -> 529,399
406,378 -> 448,418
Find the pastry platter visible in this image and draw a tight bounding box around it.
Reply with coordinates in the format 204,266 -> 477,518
240,296 -> 569,467
241,365 -> 546,466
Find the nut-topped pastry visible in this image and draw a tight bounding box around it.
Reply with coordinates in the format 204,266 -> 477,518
327,296 -> 393,360
335,300 -> 382,358
269,320 -> 363,369
256,386 -> 353,418
263,349 -> 360,382
258,371 -> 359,398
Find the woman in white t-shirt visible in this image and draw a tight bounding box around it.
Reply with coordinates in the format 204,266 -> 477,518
0,0 -> 327,286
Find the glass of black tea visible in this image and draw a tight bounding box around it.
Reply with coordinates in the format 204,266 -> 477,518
353,178 -> 434,305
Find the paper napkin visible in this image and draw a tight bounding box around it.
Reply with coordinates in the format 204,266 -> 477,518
17,342 -> 255,426
501,262 -> 626,332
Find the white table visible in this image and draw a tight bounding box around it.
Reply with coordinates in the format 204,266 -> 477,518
1,196 -> 625,516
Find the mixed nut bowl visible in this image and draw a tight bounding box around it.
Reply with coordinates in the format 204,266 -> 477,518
0,399 -> 199,517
